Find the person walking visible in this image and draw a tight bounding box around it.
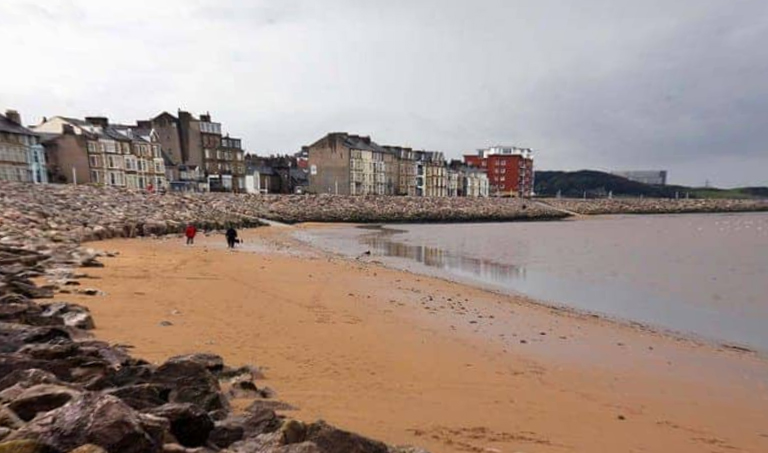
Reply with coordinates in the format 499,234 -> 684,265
225,227 -> 238,249
185,224 -> 197,245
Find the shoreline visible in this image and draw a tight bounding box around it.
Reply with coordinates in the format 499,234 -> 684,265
65,226 -> 768,453
294,218 -> 767,357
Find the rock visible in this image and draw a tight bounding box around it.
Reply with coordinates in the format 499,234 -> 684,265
227,379 -> 262,399
0,440 -> 56,453
218,365 -> 265,381
84,365 -> 155,391
165,354 -> 224,375
145,403 -> 213,448
152,361 -> 228,412
16,343 -> 80,361
0,370 -> 60,393
281,420 -> 307,445
40,304 -> 94,330
0,407 -> 23,430
0,355 -> 73,383
135,414 -> 171,447
208,419 -> 244,449
5,384 -> 81,422
68,445 -> 108,453
7,393 -> 162,453
300,421 -> 389,453
245,399 -> 296,413
106,384 -> 170,410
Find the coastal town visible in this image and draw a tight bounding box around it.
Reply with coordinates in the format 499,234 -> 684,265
1,108 -> 540,198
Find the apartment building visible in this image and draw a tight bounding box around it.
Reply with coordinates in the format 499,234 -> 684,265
415,150 -> 447,197
0,110 -> 47,183
464,146 -> 534,197
382,146 -> 418,196
307,132 -> 457,197
33,116 -> 166,188
146,110 -> 245,192
307,132 -> 398,195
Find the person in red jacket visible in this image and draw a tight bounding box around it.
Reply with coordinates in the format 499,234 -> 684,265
185,224 -> 197,245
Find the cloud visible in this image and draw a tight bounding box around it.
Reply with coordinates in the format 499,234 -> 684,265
1,0 -> 766,186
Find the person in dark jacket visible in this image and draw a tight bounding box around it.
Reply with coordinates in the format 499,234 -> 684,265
225,227 -> 238,249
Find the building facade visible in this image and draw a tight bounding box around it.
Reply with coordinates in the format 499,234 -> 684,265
33,116 -> 166,188
307,133 -> 399,195
147,111 -> 245,192
611,170 -> 668,186
464,146 -> 534,197
415,151 -> 447,197
0,110 -> 47,183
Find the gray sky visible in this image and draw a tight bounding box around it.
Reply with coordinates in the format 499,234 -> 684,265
1,0 -> 766,187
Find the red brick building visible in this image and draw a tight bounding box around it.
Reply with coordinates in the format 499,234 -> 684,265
463,146 -> 534,197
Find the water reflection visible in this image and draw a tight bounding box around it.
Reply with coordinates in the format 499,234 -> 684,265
359,227 -> 527,284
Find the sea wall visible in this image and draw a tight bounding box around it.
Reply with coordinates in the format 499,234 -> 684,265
246,194 -> 567,223
541,198 -> 768,215
0,183 -> 567,236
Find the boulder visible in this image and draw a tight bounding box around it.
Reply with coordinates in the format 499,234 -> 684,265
7,393 -> 162,453
165,354 -> 224,375
226,379 -> 263,399
16,343 -> 80,361
145,403 -> 213,448
0,407 -> 23,430
300,421 -> 389,453
5,384 -> 81,422
151,361 -> 227,412
0,355 -> 73,383
106,384 -> 170,410
208,419 -> 244,449
0,370 -> 60,393
68,445 -> 108,453
84,365 -> 155,391
0,440 -> 56,453
40,304 -> 94,330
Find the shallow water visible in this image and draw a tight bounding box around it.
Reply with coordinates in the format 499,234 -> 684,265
298,212 -> 768,352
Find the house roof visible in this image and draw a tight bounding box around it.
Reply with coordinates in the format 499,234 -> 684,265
0,113 -> 37,136
342,134 -> 388,154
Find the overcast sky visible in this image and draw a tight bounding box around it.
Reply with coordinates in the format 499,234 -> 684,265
1,0 -> 766,187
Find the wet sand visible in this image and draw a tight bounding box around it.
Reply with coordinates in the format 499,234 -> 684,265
65,227 -> 768,453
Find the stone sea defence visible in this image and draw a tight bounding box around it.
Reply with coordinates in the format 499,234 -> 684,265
0,182 -> 435,451
541,197 -> 768,216
248,194 -> 567,223
0,183 -> 567,237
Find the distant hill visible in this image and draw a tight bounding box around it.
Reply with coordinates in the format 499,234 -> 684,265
534,170 -> 767,199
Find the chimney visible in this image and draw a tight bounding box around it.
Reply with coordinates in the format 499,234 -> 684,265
200,113 -> 211,122
85,116 -> 109,128
5,110 -> 21,125
62,124 -> 75,135
136,120 -> 151,129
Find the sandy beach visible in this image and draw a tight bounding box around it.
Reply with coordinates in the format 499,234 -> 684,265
63,226 -> 768,453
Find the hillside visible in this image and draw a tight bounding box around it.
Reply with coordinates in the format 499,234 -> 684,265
534,170 -> 767,199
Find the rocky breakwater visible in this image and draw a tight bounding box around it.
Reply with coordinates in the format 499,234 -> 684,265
541,197 -> 768,215
0,182 -> 264,245
243,194 -> 569,223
